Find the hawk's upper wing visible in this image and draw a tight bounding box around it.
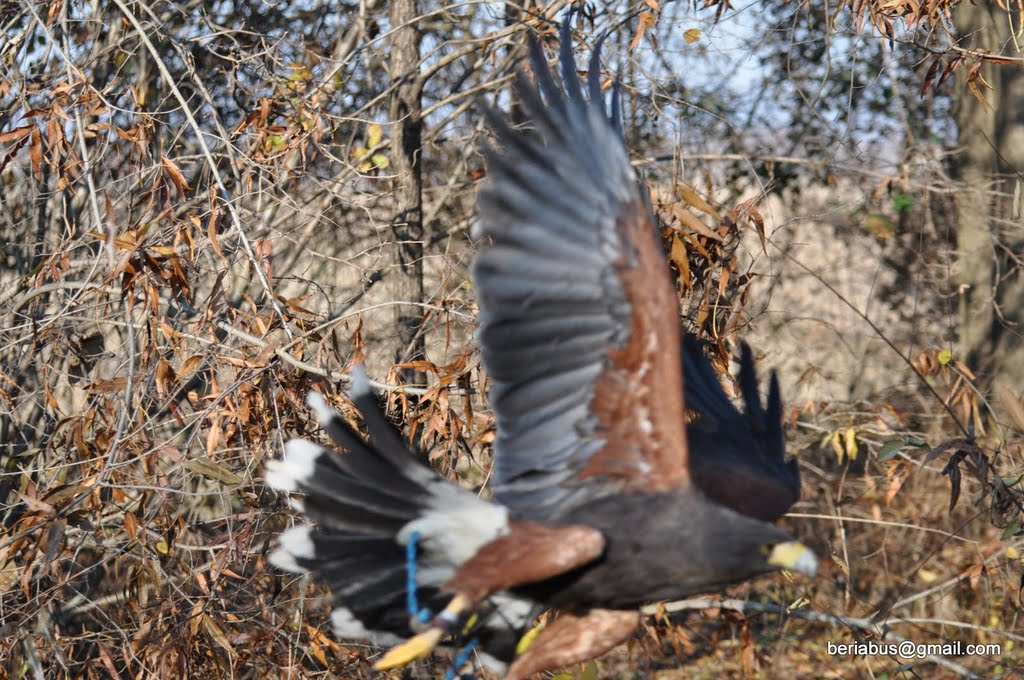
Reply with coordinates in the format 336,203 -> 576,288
473,22 -> 689,520
683,334 -> 800,523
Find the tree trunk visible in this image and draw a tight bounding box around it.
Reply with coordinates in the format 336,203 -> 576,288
953,4 -> 1024,392
388,0 -> 426,388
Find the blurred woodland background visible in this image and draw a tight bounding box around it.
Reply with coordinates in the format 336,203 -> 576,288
2,0 -> 1024,678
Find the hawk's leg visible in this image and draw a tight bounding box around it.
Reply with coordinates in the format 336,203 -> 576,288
446,521 -> 606,602
374,521 -> 605,671
506,608 -> 640,680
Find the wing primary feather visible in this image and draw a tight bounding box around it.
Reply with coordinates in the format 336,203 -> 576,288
738,342 -> 766,426
511,64 -> 610,198
472,211 -> 605,265
481,103 -> 557,176
475,246 -> 600,283
610,79 -> 623,132
681,334 -> 737,424
511,70 -> 575,160
766,371 -> 784,451
484,335 -> 610,382
493,362 -> 603,416
475,274 -> 606,305
496,402 -> 591,442
587,34 -> 607,106
528,33 -> 565,109
559,19 -> 585,107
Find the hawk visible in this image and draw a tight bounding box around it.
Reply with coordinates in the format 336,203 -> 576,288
266,18 -> 815,679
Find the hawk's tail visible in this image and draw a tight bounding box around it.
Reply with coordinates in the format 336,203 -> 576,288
265,367 -> 533,671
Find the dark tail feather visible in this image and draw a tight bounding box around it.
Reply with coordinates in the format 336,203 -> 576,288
266,366 -> 530,673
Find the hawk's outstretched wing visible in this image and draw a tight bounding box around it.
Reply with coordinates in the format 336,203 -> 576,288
473,22 -> 689,520
683,335 -> 800,522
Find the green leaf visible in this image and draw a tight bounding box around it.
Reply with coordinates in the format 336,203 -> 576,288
371,152 -> 389,169
579,660 -> 599,680
937,349 -> 952,365
1001,519 -> 1022,540
878,436 -> 929,460
878,439 -> 906,460
892,193 -> 914,214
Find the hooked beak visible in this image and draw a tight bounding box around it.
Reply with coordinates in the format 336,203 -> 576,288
767,541 -> 818,577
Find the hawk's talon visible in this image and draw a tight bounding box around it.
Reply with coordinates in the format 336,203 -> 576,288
373,595 -> 470,671
373,628 -> 444,670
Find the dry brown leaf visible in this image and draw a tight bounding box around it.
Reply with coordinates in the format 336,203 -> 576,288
162,155 -> 191,194
670,234 -> 691,292
996,383 -> 1024,433
676,182 -> 721,219
29,126 -> 42,179
629,12 -> 657,53
0,125 -> 34,143
203,614 -> 234,656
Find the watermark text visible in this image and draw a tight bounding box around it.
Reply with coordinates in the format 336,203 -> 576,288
827,640 -> 1001,659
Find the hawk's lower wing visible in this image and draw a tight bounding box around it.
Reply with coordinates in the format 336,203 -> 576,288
682,334 -> 800,522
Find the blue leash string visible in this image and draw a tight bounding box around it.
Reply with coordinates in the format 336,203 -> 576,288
405,530 -> 433,623
442,639 -> 479,680
407,530 -> 479,678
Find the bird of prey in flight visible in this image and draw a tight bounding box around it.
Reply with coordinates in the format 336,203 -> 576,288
266,16 -> 814,679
